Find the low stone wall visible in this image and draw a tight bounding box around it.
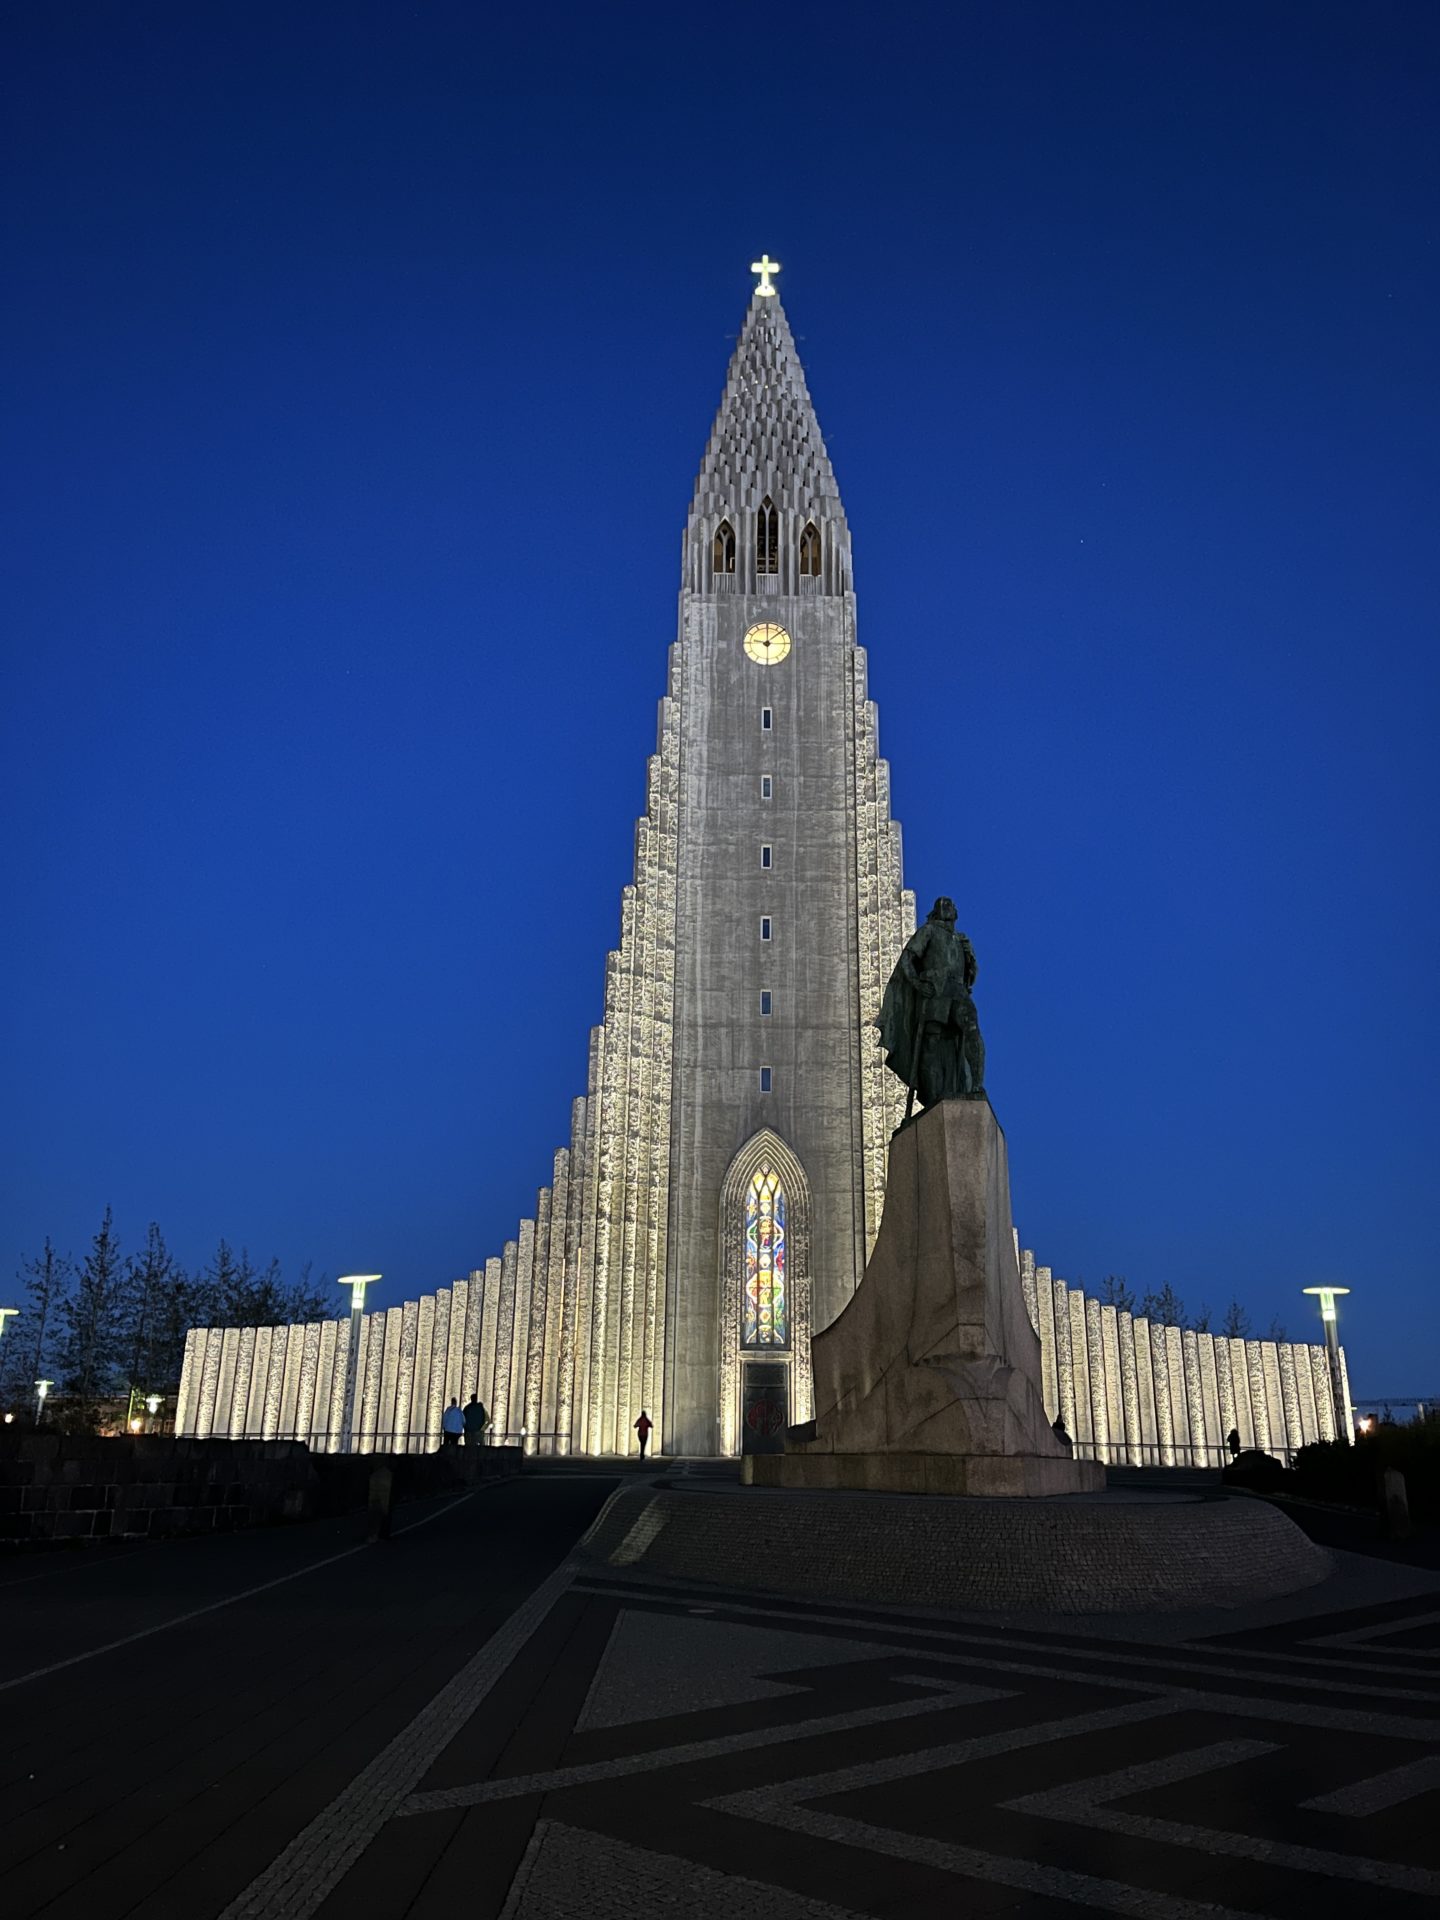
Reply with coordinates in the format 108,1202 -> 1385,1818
0,1434 -> 520,1542
585,1485 -> 1332,1613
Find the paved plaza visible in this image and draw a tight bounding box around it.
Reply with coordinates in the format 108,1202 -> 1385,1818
2,1472 -> 1438,1919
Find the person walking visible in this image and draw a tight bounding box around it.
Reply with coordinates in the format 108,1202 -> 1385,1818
634,1410 -> 653,1459
441,1397 -> 464,1448
463,1394 -> 488,1447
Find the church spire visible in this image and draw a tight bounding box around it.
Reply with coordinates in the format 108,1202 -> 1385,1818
687,269 -> 850,595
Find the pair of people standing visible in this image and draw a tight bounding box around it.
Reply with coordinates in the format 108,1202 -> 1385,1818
441,1395 -> 489,1446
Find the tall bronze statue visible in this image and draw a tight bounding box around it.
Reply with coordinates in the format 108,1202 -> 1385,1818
876,897 -> 986,1118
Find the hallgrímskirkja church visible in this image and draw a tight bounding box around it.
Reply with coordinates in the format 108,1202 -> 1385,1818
182,261 -> 914,1457
177,264 -> 1350,1466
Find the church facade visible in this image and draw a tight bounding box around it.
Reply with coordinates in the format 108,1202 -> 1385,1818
174,270 -> 1349,1464
178,271 -> 914,1458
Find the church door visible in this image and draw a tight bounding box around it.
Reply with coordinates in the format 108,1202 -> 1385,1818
741,1361 -> 789,1454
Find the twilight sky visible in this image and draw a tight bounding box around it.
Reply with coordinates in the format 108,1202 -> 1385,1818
3,2 -> 1436,1394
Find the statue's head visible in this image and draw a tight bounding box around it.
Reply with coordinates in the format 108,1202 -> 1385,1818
929,896 -> 958,927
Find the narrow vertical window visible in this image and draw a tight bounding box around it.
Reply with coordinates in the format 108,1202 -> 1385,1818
761,707 -> 772,731
799,521 -> 821,576
759,1066 -> 772,1093
713,519 -> 735,573
760,916 -> 772,942
759,991 -> 772,1015
761,775 -> 772,799
760,844 -> 772,869
757,496 -> 778,574
743,1165 -> 788,1347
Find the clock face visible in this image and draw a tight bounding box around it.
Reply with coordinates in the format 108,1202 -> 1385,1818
743,621 -> 792,665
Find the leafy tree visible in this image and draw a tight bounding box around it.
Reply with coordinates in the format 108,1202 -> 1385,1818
4,1238 -> 72,1397
1139,1283 -> 1186,1328
61,1206 -> 124,1405
1099,1275 -> 1136,1314
1220,1300 -> 1253,1339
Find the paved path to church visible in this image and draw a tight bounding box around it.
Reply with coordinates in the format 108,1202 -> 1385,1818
3,1478 -> 1439,1920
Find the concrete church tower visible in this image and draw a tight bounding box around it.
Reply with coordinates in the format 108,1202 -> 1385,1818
661,266 -> 914,1452
175,265 -> 914,1460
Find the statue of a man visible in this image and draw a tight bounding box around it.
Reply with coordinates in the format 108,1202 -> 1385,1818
876,896 -> 986,1113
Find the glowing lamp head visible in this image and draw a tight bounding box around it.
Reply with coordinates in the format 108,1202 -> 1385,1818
338,1274 -> 381,1309
1302,1285 -> 1351,1323
36,1379 -> 52,1400
145,1394 -> 162,1415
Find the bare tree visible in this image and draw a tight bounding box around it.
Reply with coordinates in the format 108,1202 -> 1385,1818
1099,1274 -> 1136,1314
61,1207 -> 124,1406
1139,1283 -> 1187,1328
5,1238 -> 72,1396
1220,1300 -> 1253,1339
287,1260 -> 331,1322
123,1223 -> 177,1394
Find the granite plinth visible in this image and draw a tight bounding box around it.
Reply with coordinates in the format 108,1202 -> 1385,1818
587,1484 -> 1333,1613
763,1098 -> 1102,1495
745,1449 -> 1090,1496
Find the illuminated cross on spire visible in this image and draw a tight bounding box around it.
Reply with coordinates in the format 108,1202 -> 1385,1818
750,254 -> 781,298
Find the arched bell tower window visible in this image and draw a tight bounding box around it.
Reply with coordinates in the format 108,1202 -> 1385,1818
713,519 -> 735,574
757,497 -> 778,575
798,521 -> 821,576
742,1165 -> 788,1347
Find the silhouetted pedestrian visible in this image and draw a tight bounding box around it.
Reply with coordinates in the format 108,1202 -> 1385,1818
1051,1414 -> 1071,1447
1226,1427 -> 1241,1460
463,1395 -> 488,1446
441,1398 -> 464,1448
634,1410 -> 653,1459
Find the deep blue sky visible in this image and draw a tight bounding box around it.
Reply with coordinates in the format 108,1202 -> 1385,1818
3,3 -> 1436,1392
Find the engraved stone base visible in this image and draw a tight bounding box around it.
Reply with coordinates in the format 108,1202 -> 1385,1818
761,1097 -> 1102,1496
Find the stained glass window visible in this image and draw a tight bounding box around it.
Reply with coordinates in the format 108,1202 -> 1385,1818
742,1166 -> 788,1348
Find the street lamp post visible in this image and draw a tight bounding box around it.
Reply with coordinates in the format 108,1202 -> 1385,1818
1302,1286 -> 1352,1442
35,1379 -> 53,1427
337,1276 -> 380,1454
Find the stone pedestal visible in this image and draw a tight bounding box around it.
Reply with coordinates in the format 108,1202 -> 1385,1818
747,1099 -> 1103,1496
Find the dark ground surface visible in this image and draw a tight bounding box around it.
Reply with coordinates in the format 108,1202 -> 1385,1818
1,1468 -> 1437,1920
